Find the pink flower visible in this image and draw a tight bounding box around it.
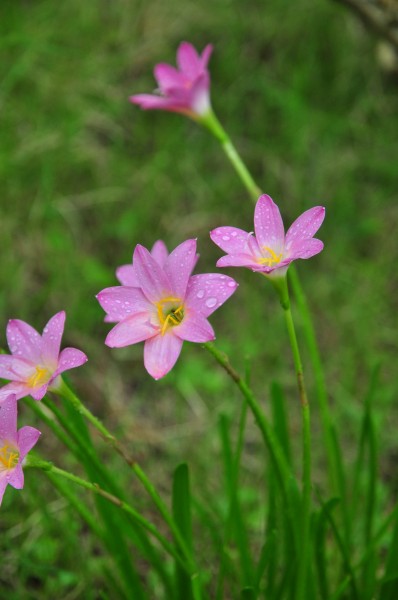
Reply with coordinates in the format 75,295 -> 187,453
97,239 -> 238,380
0,312 -> 88,401
210,194 -> 325,278
0,394 -> 41,506
130,42 -> 213,119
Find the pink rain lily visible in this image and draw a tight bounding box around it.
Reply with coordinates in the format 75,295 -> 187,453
97,239 -> 238,380
0,393 -> 41,506
130,42 -> 213,119
210,194 -> 325,278
0,311 -> 88,401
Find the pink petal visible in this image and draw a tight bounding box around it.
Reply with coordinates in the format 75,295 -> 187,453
105,313 -> 157,348
210,227 -> 251,254
30,385 -> 49,401
0,394 -> 17,441
41,311 -> 66,368
130,94 -> 188,113
116,265 -> 139,286
97,287 -> 149,322
177,42 -> 201,78
190,74 -> 211,115
185,274 -> 238,317
286,238 -> 324,260
151,240 -> 169,267
56,348 -> 88,375
8,464 -> 24,490
17,425 -> 41,459
144,333 -> 183,380
6,319 -> 42,363
200,44 -> 213,68
174,312 -> 215,342
133,245 -> 171,302
285,206 -> 326,250
216,254 -> 259,269
254,195 -> 285,254
164,239 -> 197,298
0,355 -> 35,382
154,63 -> 185,93
0,382 -> 32,402
0,477 -> 9,505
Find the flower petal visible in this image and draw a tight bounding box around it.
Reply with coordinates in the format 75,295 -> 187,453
200,44 -> 213,68
144,333 -> 183,380
0,355 -> 35,382
0,476 -> 9,505
216,254 -> 259,269
0,382 -> 32,402
210,227 -> 252,255
151,240 -> 169,267
286,238 -> 324,260
6,319 -> 42,363
0,394 -> 17,441
116,265 -> 139,287
185,273 -> 238,316
97,287 -> 149,322
133,245 -> 171,302
8,464 -> 24,490
254,195 -> 285,254
154,63 -> 185,93
177,42 -> 201,78
174,312 -> 215,342
105,313 -> 157,348
164,239 -> 197,298
17,425 -> 41,459
56,348 -> 88,375
30,385 -> 49,401
130,94 -> 189,113
41,311 -> 66,368
285,206 -> 325,250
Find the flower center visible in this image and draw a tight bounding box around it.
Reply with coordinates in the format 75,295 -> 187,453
27,366 -> 52,388
257,246 -> 283,267
0,442 -> 19,471
155,297 -> 185,336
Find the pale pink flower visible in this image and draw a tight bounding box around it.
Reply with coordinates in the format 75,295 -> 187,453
130,42 -> 213,119
210,194 -> 325,278
0,393 -> 41,506
0,312 -> 88,401
97,239 -> 238,380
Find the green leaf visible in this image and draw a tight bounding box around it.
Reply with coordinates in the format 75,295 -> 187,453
173,463 -> 193,600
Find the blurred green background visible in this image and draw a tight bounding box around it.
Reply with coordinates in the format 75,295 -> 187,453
1,0 -> 398,597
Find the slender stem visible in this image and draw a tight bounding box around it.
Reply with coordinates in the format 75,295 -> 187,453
25,456 -> 189,572
201,110 -> 262,202
203,343 -> 292,497
272,276 -> 312,600
53,378 -> 201,593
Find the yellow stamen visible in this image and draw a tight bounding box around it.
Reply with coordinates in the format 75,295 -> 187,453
0,442 -> 19,471
155,297 -> 185,336
257,246 -> 283,266
27,366 -> 51,388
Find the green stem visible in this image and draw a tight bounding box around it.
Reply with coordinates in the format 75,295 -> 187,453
271,276 -> 312,600
203,343 -> 292,497
53,378 -> 201,595
201,110 -> 262,202
25,456 -> 189,572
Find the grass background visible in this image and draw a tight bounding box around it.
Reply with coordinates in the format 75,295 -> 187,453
1,0 -> 398,597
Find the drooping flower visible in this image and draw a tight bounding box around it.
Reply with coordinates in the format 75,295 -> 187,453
97,239 -> 238,379
0,393 -> 41,506
130,42 -> 213,119
210,194 -> 325,278
0,312 -> 88,401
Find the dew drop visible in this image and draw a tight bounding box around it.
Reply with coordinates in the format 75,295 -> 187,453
222,235 -> 230,241
228,281 -> 236,287
196,290 -> 205,299
205,297 -> 217,309
231,231 -> 237,237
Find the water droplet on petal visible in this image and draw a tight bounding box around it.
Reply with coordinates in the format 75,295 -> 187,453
205,297 -> 217,309
222,235 -> 230,241
196,290 -> 205,299
228,281 -> 236,287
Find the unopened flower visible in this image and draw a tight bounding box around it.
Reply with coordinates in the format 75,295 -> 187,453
0,394 -> 41,506
0,312 -> 88,401
97,239 -> 238,379
130,42 -> 213,119
210,194 -> 325,278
